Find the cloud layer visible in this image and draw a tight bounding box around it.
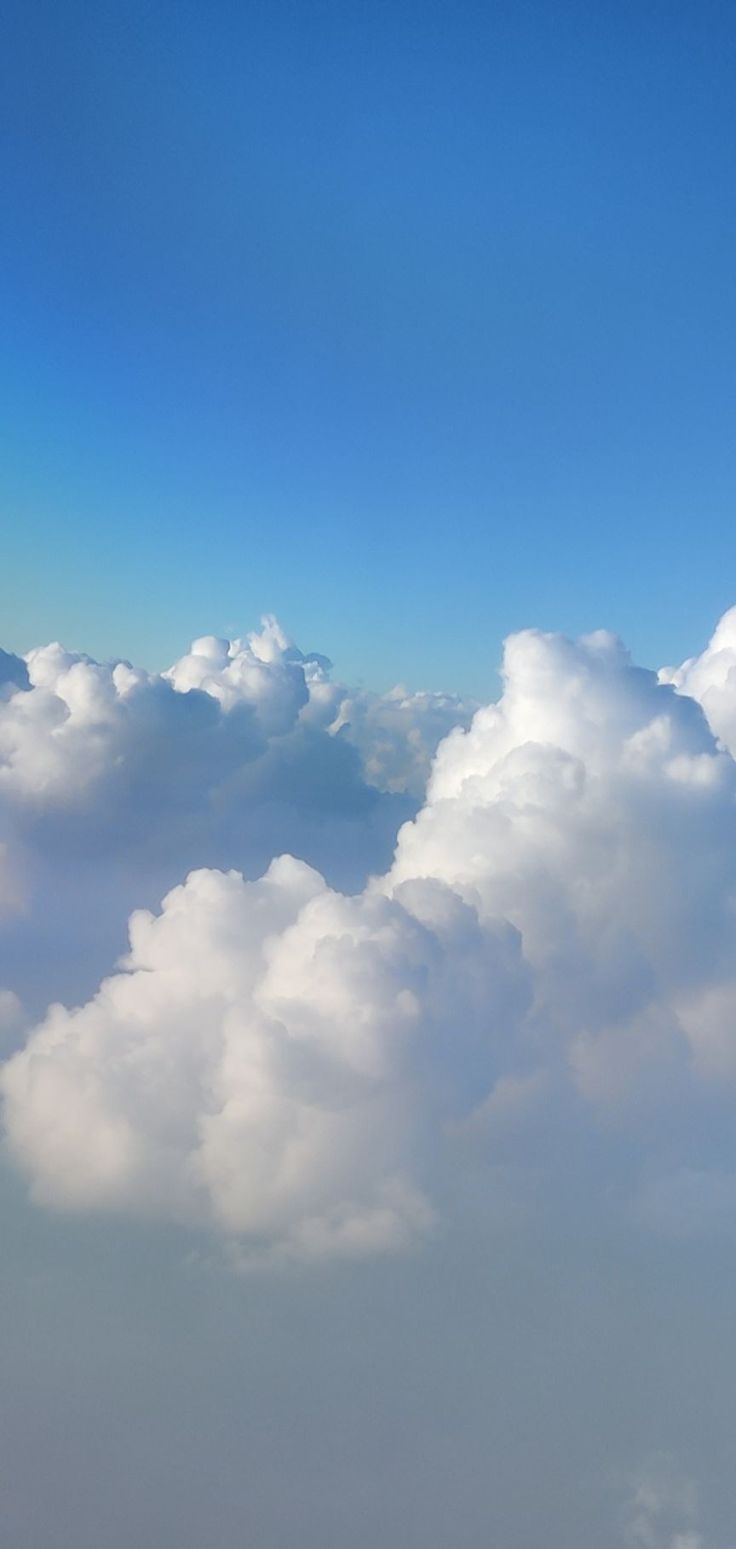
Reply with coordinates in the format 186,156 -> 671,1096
4,611 -> 736,1261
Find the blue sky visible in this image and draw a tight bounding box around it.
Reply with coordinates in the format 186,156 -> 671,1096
2,0 -> 735,694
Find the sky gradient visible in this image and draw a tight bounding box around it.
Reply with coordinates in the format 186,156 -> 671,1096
2,0 -> 736,692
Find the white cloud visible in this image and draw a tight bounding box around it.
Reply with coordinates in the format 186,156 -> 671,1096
164,614 -> 475,794
1,856 -> 525,1256
390,624 -> 736,1095
0,614 -> 470,815
660,606 -> 736,758
0,616 -> 473,1016
5,608 -> 736,1259
313,679 -> 477,796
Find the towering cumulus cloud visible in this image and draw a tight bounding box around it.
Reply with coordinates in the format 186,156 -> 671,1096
3,612 -> 736,1261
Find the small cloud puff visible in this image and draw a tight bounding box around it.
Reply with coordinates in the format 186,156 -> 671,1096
660,605 -> 736,758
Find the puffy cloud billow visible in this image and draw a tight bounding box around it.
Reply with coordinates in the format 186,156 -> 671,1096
0,614 -> 471,818
660,604 -> 736,757
4,610 -> 736,1261
0,617 -> 472,1012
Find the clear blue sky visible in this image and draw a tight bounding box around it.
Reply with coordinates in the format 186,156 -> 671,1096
1,0 -> 734,694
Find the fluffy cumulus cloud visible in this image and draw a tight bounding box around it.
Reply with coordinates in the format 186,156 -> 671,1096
660,605 -> 736,758
0,613 -> 470,811
391,625 -> 736,1099
0,617 -> 473,1013
0,615 -> 467,819
4,610 -> 736,1262
1,857 -> 527,1258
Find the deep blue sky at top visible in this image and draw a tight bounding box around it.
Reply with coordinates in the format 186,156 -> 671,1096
1,0 -> 734,694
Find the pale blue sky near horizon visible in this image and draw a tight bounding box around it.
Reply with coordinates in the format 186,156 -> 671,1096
2,0 -> 735,696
